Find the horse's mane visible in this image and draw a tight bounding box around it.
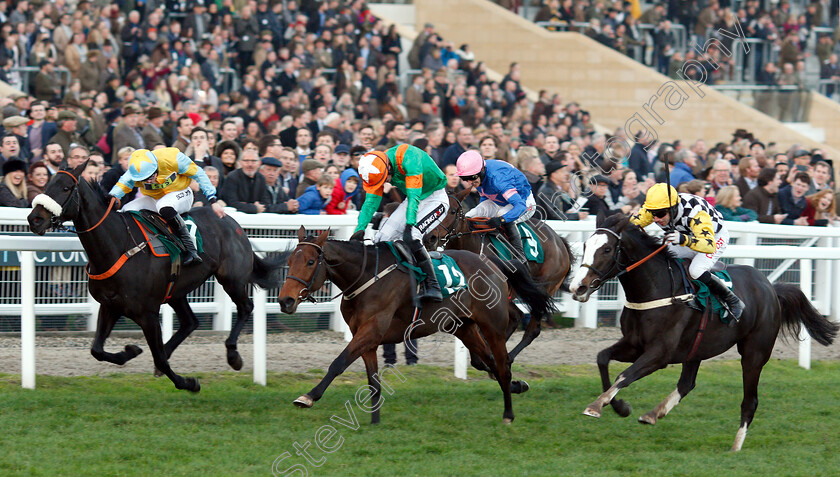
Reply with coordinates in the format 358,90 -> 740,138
601,214 -> 675,259
77,177 -> 111,207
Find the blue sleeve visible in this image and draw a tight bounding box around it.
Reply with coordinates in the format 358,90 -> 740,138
177,152 -> 217,201
501,192 -> 527,223
108,170 -> 136,199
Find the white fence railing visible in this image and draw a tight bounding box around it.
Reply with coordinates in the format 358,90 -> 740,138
3,207 -> 840,388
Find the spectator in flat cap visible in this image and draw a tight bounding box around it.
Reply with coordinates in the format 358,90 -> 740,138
111,103 -> 145,164
584,174 -> 628,218
259,156 -> 299,214
0,159 -> 30,207
142,107 -> 166,148
296,159 -> 325,198
48,110 -> 85,157
3,116 -> 32,164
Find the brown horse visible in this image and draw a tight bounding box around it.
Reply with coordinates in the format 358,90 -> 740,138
278,226 -> 554,424
426,187 -> 574,362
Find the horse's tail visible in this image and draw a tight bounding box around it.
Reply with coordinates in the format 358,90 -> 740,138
250,252 -> 288,290
486,255 -> 556,323
773,282 -> 839,346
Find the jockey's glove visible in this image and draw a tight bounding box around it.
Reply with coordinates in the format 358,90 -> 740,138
486,217 -> 505,230
403,224 -> 414,243
665,230 -> 688,246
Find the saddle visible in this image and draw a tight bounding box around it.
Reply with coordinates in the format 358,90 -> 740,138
673,259 -> 734,323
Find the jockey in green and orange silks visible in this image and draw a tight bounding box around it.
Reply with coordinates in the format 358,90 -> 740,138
355,144 -> 448,301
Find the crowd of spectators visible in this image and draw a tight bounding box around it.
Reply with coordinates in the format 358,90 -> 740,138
0,0 -> 836,230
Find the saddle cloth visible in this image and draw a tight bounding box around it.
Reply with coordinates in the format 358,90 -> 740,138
383,242 -> 468,298
127,210 -> 204,260
487,222 -> 544,263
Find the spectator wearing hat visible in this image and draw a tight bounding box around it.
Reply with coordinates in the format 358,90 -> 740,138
331,144 -> 352,170
34,60 -> 60,102
111,103 -> 145,164
3,116 -> 31,163
27,101 -> 56,163
78,92 -> 105,147
142,107 -> 166,148
537,160 -> 588,221
215,140 -> 241,177
296,159 -> 325,198
0,159 -> 29,207
48,110 -> 83,157
583,175 -> 630,218
259,156 -> 299,214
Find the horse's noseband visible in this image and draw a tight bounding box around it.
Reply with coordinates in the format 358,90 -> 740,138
580,228 -> 627,288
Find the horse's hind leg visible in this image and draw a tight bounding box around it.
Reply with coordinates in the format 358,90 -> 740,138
90,306 -> 143,365
218,278 -> 254,371
137,311 -> 200,392
596,338 -> 641,418
508,304 -> 540,363
731,340 -> 772,451
585,345 -> 665,419
163,297 -> 200,359
639,360 -> 701,425
361,349 -> 382,424
467,312 -> 516,423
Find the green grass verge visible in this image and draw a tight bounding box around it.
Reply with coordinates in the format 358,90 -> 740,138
1,361 -> 839,476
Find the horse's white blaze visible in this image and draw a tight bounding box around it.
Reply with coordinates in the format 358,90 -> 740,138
731,423 -> 748,451
31,194 -> 63,217
570,233 -> 609,293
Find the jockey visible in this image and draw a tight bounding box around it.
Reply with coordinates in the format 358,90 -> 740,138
109,148 -> 226,266
631,183 -> 745,323
356,144 -> 449,302
456,150 -> 536,261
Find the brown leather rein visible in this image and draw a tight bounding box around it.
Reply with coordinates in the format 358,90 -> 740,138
55,170 -> 118,234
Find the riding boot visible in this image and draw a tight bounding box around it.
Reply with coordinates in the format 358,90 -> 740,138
697,271 -> 743,325
409,239 -> 443,302
502,221 -> 526,261
166,214 -> 202,266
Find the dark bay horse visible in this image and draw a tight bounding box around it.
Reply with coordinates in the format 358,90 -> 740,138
569,214 -> 838,451
27,161 -> 285,392
426,187 -> 574,362
278,226 -> 554,424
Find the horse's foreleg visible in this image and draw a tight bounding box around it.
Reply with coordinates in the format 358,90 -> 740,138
219,280 -> 254,371
293,319 -> 382,408
639,360 -> 701,425
90,306 -> 142,365
361,349 -> 382,424
508,304 -> 539,363
584,346 -> 664,419
163,297 -> 199,360
595,339 -> 640,418
137,311 -> 200,392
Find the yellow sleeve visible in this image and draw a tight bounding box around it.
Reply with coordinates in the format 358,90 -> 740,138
630,208 -> 653,227
685,211 -> 716,253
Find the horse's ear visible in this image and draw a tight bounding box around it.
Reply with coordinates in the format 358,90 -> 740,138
297,225 -> 306,242
349,230 -> 365,241
315,228 -> 330,246
595,210 -> 607,228
71,159 -> 89,178
455,186 -> 472,202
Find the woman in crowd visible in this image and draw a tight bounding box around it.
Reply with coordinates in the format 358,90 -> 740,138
215,140 -> 241,177
715,185 -> 758,222
0,159 -> 30,207
615,169 -> 647,209
802,189 -> 836,226
26,161 -> 50,203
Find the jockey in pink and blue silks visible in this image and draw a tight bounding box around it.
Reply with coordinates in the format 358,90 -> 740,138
110,148 -> 225,265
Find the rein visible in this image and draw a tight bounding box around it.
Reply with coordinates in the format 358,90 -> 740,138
54,170 -> 117,234
287,240 -> 371,303
581,228 -> 669,290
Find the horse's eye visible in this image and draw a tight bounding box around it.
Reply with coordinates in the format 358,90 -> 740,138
63,187 -> 70,192
307,259 -> 315,266
604,247 -> 611,253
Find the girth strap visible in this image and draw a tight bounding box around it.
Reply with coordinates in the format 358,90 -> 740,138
624,293 -> 694,310
86,242 -> 148,280
343,264 -> 399,300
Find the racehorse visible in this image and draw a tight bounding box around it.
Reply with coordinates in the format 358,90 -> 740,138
278,226 -> 554,424
27,161 -> 285,392
426,187 -> 574,363
569,214 -> 838,451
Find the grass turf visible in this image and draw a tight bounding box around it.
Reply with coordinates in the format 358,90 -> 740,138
1,361 -> 838,476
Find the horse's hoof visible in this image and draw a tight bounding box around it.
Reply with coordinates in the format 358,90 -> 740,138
125,344 -> 143,359
502,417 -> 513,425
227,350 -> 243,371
293,395 -> 314,408
185,377 -> 200,393
638,413 -> 657,425
520,380 -> 529,393
612,399 -> 632,418
154,367 -> 163,378
583,407 -> 602,418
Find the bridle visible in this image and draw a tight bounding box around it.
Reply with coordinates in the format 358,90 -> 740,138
580,227 -> 669,291
432,193 -> 483,247
49,170 -> 118,234
285,239 -> 369,303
